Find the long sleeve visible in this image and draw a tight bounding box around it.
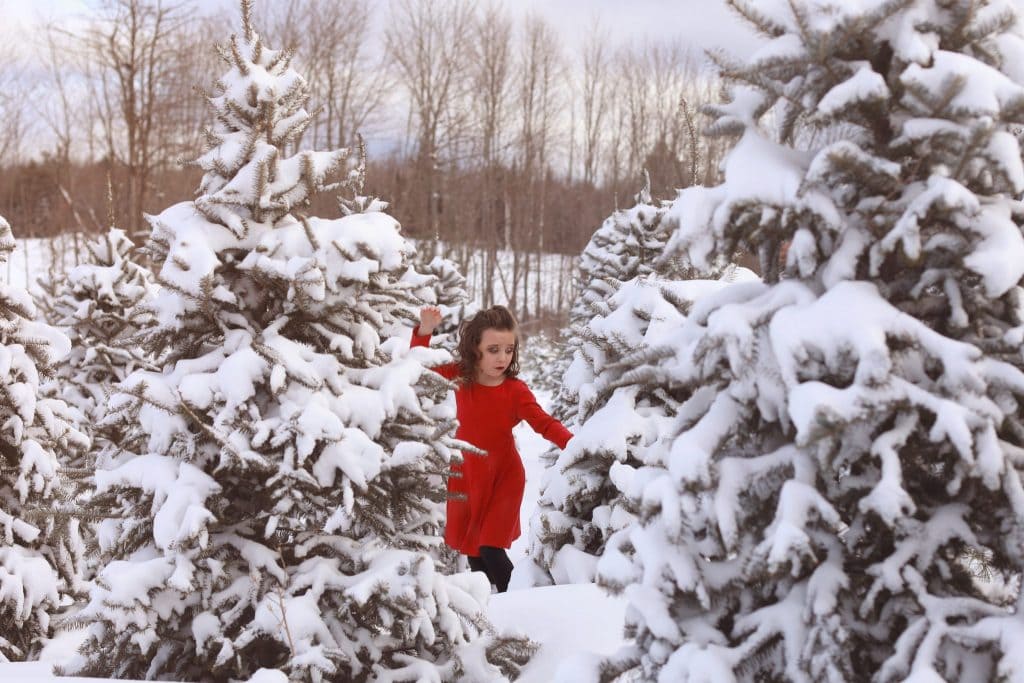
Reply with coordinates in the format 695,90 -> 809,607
409,326 -> 459,380
410,325 -> 432,349
513,381 -> 573,449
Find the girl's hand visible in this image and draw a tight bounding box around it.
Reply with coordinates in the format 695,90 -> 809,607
419,306 -> 443,335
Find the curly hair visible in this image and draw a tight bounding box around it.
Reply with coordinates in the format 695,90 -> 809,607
455,305 -> 520,385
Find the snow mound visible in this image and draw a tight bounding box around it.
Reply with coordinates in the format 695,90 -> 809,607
487,583 -> 629,682
0,662 -> 145,682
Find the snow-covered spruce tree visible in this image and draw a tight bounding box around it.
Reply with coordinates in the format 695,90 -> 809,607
524,173 -> 727,586
0,215 -> 89,661
591,1 -> 1024,680
516,330 -> 563,395
401,252 -> 472,355
66,5 -> 530,681
38,228 -> 156,425
34,229 -> 157,600
524,269 -> 756,587
32,263 -> 64,330
548,173 -> 699,424
569,173 -> 690,330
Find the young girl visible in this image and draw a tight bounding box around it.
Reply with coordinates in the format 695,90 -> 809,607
411,304 -> 572,592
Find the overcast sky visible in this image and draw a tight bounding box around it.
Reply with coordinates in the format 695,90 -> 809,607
501,0 -> 763,55
8,0 -> 1024,159
4,0 -> 765,63
10,0 -> 1024,62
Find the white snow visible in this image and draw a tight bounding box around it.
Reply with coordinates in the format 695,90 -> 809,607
0,548 -> 60,623
489,583 -> 628,683
0,662 -> 121,682
817,65 -> 890,115
902,50 -> 1024,119
94,455 -> 221,552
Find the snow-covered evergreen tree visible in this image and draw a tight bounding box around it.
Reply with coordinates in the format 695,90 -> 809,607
525,172 -> 733,586
66,4 -> 529,680
32,264 -> 64,331
37,228 -> 156,425
525,269 -> 756,586
401,253 -> 472,355
570,174 -> 680,330
593,1 -> 1024,680
549,173 -> 700,424
0,215 -> 89,661
33,228 -> 158,604
516,330 -> 563,395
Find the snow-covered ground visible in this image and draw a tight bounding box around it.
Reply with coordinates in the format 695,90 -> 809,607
0,389 -> 629,682
4,235 -> 75,290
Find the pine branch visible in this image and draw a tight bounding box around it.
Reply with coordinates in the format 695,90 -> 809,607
725,0 -> 787,37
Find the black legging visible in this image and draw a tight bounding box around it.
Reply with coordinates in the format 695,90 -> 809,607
467,546 -> 513,593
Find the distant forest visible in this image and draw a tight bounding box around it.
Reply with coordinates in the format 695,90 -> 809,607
1,0 -> 734,321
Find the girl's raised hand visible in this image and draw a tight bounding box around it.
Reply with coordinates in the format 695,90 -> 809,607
419,306 -> 443,335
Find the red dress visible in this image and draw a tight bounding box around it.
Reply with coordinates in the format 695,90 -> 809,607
411,328 -> 572,556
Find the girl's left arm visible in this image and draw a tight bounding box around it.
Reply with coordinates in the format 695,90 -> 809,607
514,382 -> 573,449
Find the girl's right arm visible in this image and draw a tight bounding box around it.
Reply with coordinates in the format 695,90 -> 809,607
411,306 -> 459,380
411,305 -> 442,348
410,326 -> 432,349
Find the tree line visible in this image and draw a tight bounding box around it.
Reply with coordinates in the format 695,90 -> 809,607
0,0 -> 731,323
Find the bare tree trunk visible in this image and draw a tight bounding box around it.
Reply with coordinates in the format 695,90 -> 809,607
0,43 -> 28,167
385,0 -> 475,242
535,169 -> 547,319
80,0 -> 195,230
514,13 -> 563,322
580,21 -> 609,187
23,239 -> 30,291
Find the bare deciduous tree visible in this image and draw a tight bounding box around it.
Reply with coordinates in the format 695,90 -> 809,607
258,0 -> 390,150
600,41 -> 725,201
470,2 -> 513,170
513,13 -> 565,317
618,45 -> 652,181
385,0 -> 476,241
0,43 -> 28,168
466,1 -> 513,306
579,18 -> 610,187
80,0 -> 194,229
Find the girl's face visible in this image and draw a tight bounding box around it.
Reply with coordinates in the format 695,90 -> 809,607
476,328 -> 516,386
